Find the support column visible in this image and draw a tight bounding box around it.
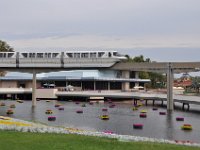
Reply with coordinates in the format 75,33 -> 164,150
122,70 -> 130,91
108,82 -> 110,90
135,71 -> 139,87
32,70 -> 37,107
94,81 -> 96,91
167,63 -> 174,111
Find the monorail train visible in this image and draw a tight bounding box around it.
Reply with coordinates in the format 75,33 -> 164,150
0,51 -> 126,68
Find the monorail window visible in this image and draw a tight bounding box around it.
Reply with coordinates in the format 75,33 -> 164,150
29,53 -> 35,58
74,53 -> 80,58
7,53 -> 14,58
22,53 -> 28,58
37,53 -> 43,58
98,52 -> 104,57
81,53 -> 89,58
90,52 -> 96,58
108,52 -> 112,57
52,53 -> 58,58
48,53 -> 51,58
0,53 -> 3,58
113,52 -> 120,56
66,53 -> 73,58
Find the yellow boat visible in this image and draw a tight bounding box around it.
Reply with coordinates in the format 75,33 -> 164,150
16,100 -> 23,103
140,110 -> 147,113
100,115 -> 109,120
181,124 -> 192,130
132,107 -> 138,111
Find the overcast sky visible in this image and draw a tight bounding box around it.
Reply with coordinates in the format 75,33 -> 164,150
1,0 -> 200,62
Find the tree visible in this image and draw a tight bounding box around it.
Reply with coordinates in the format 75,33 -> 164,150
191,77 -> 200,93
0,40 -> 14,52
0,40 -> 14,76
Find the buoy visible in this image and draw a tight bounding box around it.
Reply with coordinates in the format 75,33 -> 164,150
159,112 -> 166,115
176,117 -> 184,121
48,116 -> 56,121
139,113 -> 147,118
181,124 -> 192,130
133,124 -> 143,129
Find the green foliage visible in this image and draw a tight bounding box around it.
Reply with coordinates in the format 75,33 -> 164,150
0,131 -> 198,150
126,54 -> 166,89
0,40 -> 14,52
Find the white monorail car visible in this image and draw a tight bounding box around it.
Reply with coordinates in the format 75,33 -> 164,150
0,51 -> 126,68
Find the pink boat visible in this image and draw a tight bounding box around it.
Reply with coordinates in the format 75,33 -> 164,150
133,124 -> 143,129
48,116 -> 56,121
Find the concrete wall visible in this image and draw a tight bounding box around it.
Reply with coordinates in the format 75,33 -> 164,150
0,81 -> 18,88
36,88 -> 58,99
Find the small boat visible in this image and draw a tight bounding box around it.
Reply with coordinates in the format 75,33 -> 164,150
104,130 -> 113,134
75,102 -> 80,105
46,100 -> 51,102
176,117 -> 184,121
100,115 -> 109,120
139,113 -> 147,118
48,116 -> 56,121
133,124 -> 143,129
45,110 -> 53,114
6,109 -> 14,115
181,124 -> 192,130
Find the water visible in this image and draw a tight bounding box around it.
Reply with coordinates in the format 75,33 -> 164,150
0,100 -> 200,143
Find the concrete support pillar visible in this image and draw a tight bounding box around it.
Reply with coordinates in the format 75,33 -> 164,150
32,70 -> 37,107
122,70 -> 130,91
94,81 -> 96,91
135,71 -> 139,87
80,81 -> 83,91
167,63 -> 174,111
108,82 -> 110,90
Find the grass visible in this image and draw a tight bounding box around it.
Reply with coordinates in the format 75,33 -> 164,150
0,130 -> 199,150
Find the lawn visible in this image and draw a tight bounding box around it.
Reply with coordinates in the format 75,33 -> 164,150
0,130 -> 199,150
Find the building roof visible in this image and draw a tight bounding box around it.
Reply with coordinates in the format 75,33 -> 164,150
0,71 -> 150,83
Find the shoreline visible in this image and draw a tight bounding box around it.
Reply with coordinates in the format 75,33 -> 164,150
0,116 -> 199,147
